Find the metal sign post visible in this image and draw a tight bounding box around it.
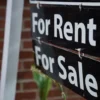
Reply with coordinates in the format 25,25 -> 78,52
0,0 -> 24,100
30,0 -> 100,6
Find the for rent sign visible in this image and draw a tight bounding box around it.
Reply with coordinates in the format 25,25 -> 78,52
31,6 -> 100,57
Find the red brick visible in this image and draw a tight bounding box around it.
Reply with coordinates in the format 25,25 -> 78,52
16,92 -> 36,100
67,97 -> 86,100
0,61 -> 1,71
23,82 -> 37,90
23,9 -> 31,18
67,89 -> 77,95
67,89 -> 86,100
52,82 -> 58,88
48,89 -> 61,97
21,31 -> 31,39
24,20 -> 31,29
0,8 -> 6,18
0,0 -> 6,6
23,41 -> 32,48
18,62 -> 23,70
17,71 -> 33,80
0,19 -> 5,29
0,52 -> 2,60
0,41 -> 3,49
0,30 -> 4,39
19,51 -> 33,59
23,61 -> 34,70
55,99 -> 64,100
16,83 -> 21,91
24,0 -> 30,7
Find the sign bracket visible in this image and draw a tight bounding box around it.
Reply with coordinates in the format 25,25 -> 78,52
30,1 -> 100,7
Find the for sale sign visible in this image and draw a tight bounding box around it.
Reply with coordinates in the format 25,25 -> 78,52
32,39 -> 100,100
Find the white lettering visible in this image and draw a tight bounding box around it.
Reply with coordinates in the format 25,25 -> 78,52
75,23 -> 86,44
87,18 -> 97,46
35,46 -> 41,66
85,74 -> 98,97
49,57 -> 55,73
58,56 -> 67,80
45,20 -> 51,36
78,61 -> 84,90
41,54 -> 49,70
32,13 -> 38,32
54,14 -> 63,39
68,66 -> 78,87
38,19 -> 45,34
64,22 -> 73,41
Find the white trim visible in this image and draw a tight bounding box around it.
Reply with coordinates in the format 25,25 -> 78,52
30,1 -> 100,6
0,0 -> 24,100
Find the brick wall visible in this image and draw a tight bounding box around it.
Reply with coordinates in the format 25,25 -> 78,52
0,0 -> 86,100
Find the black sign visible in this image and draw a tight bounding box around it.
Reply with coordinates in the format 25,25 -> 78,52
31,6 -> 100,57
32,39 -> 100,100
30,0 -> 100,2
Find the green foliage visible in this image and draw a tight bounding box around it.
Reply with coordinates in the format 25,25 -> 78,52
31,65 -> 52,100
59,85 -> 67,100
31,64 -> 67,100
